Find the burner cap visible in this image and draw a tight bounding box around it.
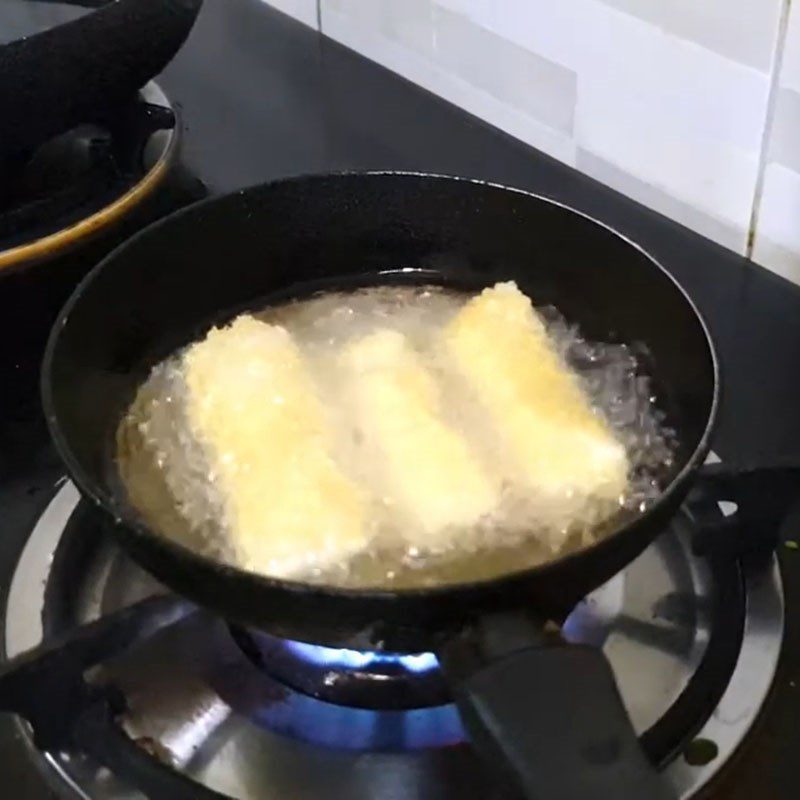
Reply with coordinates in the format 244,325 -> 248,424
233,627 -> 451,710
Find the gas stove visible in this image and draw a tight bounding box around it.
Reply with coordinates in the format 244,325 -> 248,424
2,1 -> 800,799
0,465 -> 785,799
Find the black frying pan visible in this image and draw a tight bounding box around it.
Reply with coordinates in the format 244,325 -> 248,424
0,0 -> 202,169
42,173 -> 718,799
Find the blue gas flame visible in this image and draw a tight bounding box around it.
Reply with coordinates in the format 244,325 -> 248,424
285,640 -> 439,674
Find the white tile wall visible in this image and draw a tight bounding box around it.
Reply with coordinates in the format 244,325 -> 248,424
263,0 -> 318,29
591,0 -> 781,71
263,1 -> 800,285
320,0 -> 578,163
571,2 -> 769,253
753,5 -> 800,283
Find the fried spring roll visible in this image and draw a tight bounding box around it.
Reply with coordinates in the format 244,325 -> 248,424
341,329 -> 497,542
444,282 -> 628,511
184,315 -> 366,577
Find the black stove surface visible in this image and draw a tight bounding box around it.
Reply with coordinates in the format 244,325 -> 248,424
1,1 -> 799,798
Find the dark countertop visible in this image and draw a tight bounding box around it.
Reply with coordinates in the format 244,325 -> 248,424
1,0 -> 799,797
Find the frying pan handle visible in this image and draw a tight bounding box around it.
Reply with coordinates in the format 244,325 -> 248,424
691,461 -> 800,559
440,624 -> 674,800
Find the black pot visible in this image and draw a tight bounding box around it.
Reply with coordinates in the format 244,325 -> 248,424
0,0 -> 203,168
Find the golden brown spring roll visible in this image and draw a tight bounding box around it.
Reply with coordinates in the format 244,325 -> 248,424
184,314 -> 366,577
341,329 -> 498,545
444,282 -> 628,527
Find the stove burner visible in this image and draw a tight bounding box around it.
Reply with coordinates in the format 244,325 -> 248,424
285,641 -> 439,674
233,629 -> 449,710
233,584 -> 623,713
224,636 -> 468,751
1,477 -> 785,799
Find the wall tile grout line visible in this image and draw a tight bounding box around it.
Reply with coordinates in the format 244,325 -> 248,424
747,0 -> 793,259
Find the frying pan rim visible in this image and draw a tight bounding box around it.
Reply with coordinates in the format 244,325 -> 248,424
41,169 -> 720,601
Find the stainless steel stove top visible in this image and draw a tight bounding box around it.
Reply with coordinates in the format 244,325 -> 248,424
2,477 -> 784,799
